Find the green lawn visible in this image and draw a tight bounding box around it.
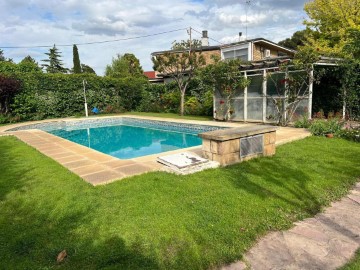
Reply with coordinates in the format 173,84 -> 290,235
0,136 -> 359,269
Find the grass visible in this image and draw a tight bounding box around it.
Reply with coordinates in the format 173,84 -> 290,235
339,249 -> 360,270
0,136 -> 359,269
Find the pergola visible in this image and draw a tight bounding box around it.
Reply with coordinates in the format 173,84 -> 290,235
213,56 -> 340,123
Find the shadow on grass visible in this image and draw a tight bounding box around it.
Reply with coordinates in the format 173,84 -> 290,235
222,137 -> 360,216
0,200 -> 159,269
0,137 -> 160,269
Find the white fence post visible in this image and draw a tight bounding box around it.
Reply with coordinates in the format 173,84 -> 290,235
308,65 -> 314,119
244,71 -> 248,122
262,69 -> 267,123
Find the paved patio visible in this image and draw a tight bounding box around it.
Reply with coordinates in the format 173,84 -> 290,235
0,115 -> 311,185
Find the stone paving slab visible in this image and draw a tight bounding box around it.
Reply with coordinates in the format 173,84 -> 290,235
223,182 -> 360,270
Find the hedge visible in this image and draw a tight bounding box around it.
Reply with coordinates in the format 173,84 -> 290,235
0,69 -> 146,121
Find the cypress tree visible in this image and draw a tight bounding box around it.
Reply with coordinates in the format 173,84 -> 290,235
73,44 -> 82,73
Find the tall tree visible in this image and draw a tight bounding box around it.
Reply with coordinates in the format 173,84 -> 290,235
41,45 -> 68,73
152,40 -> 206,116
339,29 -> 360,119
81,64 -> 96,74
72,44 -> 82,74
278,29 -> 312,50
304,0 -> 360,57
105,53 -> 143,78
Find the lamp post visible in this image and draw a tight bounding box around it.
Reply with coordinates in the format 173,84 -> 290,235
83,79 -> 88,117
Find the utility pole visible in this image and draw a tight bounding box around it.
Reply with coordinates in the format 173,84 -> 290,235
245,0 -> 251,40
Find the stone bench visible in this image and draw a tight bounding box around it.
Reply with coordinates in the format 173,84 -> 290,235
198,125 -> 279,166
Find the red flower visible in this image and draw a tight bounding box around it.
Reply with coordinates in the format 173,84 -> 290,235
219,100 -> 225,104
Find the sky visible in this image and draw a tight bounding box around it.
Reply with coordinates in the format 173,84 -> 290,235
0,0 -> 309,75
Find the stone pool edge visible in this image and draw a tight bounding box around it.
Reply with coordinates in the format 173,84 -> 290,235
0,115 -> 248,185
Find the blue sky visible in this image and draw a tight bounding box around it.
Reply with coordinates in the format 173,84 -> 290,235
0,0 -> 309,75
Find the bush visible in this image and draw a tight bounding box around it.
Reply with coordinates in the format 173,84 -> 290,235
337,126 -> 360,142
294,114 -> 311,128
309,118 -> 343,136
137,83 -> 180,113
184,97 -> 202,115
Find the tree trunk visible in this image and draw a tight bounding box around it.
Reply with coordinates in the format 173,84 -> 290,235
180,90 -> 185,116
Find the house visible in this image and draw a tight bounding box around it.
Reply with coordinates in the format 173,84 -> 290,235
149,31 -> 302,124
143,71 -> 164,83
149,30 -> 295,79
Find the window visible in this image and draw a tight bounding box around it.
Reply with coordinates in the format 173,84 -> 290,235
222,48 -> 248,61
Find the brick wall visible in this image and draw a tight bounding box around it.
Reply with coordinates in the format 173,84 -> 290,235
201,50 -> 221,65
253,44 -> 279,61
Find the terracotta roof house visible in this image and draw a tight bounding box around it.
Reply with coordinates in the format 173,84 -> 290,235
143,71 -> 164,83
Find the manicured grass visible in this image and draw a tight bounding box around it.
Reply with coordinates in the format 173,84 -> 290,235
0,136 -> 359,269
339,249 -> 360,270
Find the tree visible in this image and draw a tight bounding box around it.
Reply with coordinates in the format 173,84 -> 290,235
0,49 -> 5,61
0,49 -> 12,62
81,64 -> 96,74
18,56 -> 42,72
0,75 -> 21,114
73,44 -> 82,74
267,47 -> 321,126
105,53 -> 143,78
41,45 -> 68,73
278,29 -> 312,50
197,56 -> 249,120
339,28 -> 360,120
152,40 -> 206,116
304,0 -> 360,57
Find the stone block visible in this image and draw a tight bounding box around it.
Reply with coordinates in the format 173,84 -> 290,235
212,152 -> 240,166
202,139 -> 211,152
202,151 -> 213,160
269,132 -> 276,144
264,131 -> 276,145
264,144 -> 276,156
211,139 -> 240,154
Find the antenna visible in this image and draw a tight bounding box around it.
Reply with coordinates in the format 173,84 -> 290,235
245,0 -> 251,40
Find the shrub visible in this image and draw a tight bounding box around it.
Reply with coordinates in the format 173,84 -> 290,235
309,118 -> 343,136
184,97 -> 202,115
294,114 -> 311,128
337,126 -> 360,142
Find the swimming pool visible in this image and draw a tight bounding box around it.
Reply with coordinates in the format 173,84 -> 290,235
9,117 -> 225,159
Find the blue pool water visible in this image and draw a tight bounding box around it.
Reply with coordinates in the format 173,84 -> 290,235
50,124 -> 203,159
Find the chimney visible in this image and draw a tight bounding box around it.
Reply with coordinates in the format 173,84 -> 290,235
201,30 -> 209,47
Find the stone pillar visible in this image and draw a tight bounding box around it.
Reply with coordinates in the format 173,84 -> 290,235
199,126 -> 279,166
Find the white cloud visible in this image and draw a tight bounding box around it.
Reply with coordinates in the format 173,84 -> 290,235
0,0 -> 308,74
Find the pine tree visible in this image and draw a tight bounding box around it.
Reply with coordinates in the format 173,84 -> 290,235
41,45 -> 68,73
73,44 -> 82,73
